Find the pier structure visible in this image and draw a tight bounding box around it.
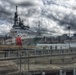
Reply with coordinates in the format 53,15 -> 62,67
0,45 -> 76,75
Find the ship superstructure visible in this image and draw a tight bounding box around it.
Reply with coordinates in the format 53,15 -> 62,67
6,6 -> 42,46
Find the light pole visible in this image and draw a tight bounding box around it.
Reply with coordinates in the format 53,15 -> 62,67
38,21 -> 41,35
68,26 -> 70,49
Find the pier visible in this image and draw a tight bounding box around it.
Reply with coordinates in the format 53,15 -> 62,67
0,45 -> 76,75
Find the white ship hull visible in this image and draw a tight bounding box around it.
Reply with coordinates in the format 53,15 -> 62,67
6,35 -> 42,46
5,6 -> 42,46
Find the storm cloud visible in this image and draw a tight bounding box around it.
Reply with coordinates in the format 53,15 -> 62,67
0,0 -> 76,35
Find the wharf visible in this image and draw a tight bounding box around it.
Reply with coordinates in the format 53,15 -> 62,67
20,63 -> 76,72
0,45 -> 76,75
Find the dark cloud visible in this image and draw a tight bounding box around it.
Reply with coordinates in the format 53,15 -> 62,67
1,0 -> 36,7
0,0 -> 15,6
0,0 -> 37,22
0,0 -> 75,35
59,14 -> 76,31
24,8 -> 38,17
41,9 -> 61,22
0,0 -> 15,24
42,0 -> 57,6
0,6 -> 12,16
17,1 -> 36,7
43,11 -> 76,32
0,7 -> 13,24
41,7 -> 76,32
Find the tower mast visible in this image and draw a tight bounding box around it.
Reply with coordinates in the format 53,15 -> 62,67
13,6 -> 18,27
16,6 -> 17,13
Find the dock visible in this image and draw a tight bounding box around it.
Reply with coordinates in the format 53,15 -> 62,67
0,45 -> 76,75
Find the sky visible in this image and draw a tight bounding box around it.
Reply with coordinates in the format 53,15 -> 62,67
0,0 -> 76,36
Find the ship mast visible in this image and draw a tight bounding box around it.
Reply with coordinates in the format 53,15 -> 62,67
38,20 -> 41,35
13,6 -> 30,29
13,6 -> 18,27
16,6 -> 17,13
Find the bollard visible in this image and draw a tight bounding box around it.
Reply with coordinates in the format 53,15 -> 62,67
73,69 -> 76,75
41,72 -> 45,75
63,71 -> 66,75
60,70 -> 62,75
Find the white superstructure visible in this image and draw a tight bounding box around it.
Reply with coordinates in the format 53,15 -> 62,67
6,6 -> 42,46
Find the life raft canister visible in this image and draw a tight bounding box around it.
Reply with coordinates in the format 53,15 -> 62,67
16,36 -> 22,46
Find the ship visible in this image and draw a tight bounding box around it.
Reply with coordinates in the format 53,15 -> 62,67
6,6 -> 42,46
